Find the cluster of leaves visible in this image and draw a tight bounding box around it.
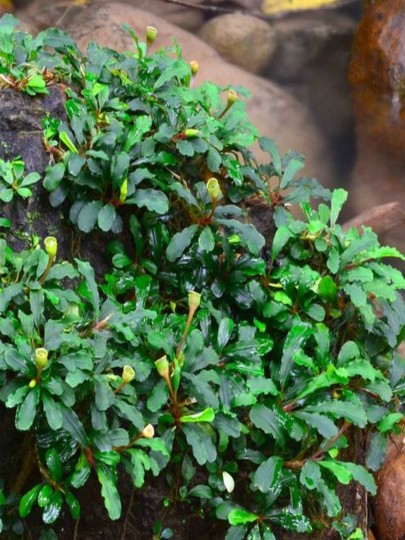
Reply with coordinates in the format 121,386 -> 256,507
1,13 -> 405,540
0,157 -> 40,203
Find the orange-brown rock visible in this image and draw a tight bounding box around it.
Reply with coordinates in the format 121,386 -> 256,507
374,433 -> 405,540
348,1 -> 405,262
349,0 -> 405,93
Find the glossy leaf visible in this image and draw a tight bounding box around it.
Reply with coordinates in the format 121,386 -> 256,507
19,484 -> 41,518
96,463 -> 121,520
166,225 -> 198,261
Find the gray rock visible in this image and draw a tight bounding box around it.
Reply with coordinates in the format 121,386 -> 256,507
200,13 -> 277,74
0,86 -> 120,275
266,13 -> 356,140
267,12 -> 356,84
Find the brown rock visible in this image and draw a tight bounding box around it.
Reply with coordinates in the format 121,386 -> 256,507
129,0 -> 204,32
62,3 -> 335,184
348,1 -> 405,262
15,0 -> 205,33
342,202 -> 405,236
199,13 -> 277,74
348,0 -> 405,93
375,433 -> 405,540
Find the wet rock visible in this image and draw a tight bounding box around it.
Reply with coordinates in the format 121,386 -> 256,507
199,13 -> 277,74
374,432 -> 405,540
349,0 -> 405,93
0,86 -> 122,276
348,0 -> 405,262
63,2 -> 335,184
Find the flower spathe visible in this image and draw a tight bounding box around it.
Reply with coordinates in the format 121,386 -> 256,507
155,355 -> 169,379
122,365 -> 135,384
188,290 -> 201,310
35,347 -> 48,368
44,236 -> 57,258
206,177 -> 223,200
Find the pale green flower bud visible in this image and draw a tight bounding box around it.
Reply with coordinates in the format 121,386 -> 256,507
119,178 -> 128,204
106,373 -> 119,382
184,129 -> 200,138
206,177 -> 222,200
155,355 -> 169,379
189,60 -> 199,75
44,236 -> 57,258
227,89 -> 238,107
35,348 -> 48,368
28,379 -> 37,388
122,365 -> 135,384
146,26 -> 157,46
142,424 -> 155,439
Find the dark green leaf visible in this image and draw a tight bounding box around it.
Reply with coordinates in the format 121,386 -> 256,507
218,318 -> 234,351
16,388 -> 39,431
366,431 -> 388,471
38,484 -> 53,509
183,424 -> 217,465
305,400 -> 367,428
132,189 -> 169,214
295,412 -> 338,439
42,393 -> 63,431
300,460 -> 321,490
249,404 -> 284,443
198,227 -> 215,252
344,462 -> 376,495
98,204 -> 117,232
46,448 -> 63,483
19,484 -> 41,518
43,163 -> 65,191
42,490 -> 63,524
166,225 -> 198,261
96,462 -> 121,520
60,406 -> 88,446
280,323 -> 312,387
253,456 -> 282,493
77,201 -> 103,233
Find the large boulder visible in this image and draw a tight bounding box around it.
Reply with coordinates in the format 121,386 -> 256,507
348,0 -> 405,262
61,2 -> 335,184
349,0 -> 405,93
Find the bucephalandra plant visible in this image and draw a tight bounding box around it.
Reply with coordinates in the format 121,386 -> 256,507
0,12 -> 405,540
